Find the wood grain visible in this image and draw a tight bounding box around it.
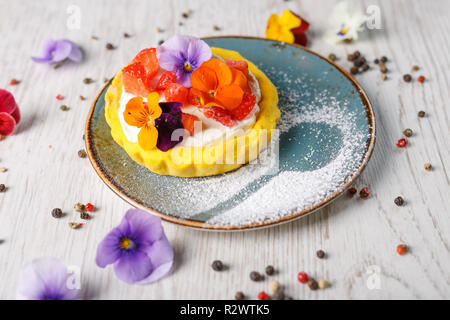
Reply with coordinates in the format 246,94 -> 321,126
0,0 -> 449,299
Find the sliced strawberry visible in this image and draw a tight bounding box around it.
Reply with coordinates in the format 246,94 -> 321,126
0,112 -> 16,136
202,106 -> 236,127
122,62 -> 152,97
230,93 -> 256,121
164,83 -> 188,104
181,113 -> 199,136
132,48 -> 159,79
226,59 -> 249,77
187,88 -> 202,106
156,71 -> 177,90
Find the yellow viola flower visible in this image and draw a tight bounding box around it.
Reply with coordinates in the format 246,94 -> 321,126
266,10 -> 310,46
124,92 -> 162,150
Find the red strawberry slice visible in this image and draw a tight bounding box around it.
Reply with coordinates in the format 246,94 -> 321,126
187,88 -> 202,106
181,113 -> 199,136
132,48 -> 159,79
164,83 -> 188,104
122,62 -> 152,97
230,93 -> 256,121
202,106 -> 236,127
156,71 -> 177,90
226,59 -> 249,76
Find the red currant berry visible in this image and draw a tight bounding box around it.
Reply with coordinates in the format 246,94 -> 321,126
56,94 -> 64,100
257,291 -> 269,300
396,138 -> 408,148
396,244 -> 408,255
417,75 -> 425,83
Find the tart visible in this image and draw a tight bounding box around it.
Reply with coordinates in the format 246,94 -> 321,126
105,35 -> 280,177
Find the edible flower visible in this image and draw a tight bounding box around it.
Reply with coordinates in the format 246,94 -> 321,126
124,92 -> 184,151
0,89 -> 21,137
266,10 -> 310,46
31,38 -> 83,64
96,209 -> 174,284
190,58 -> 249,110
157,35 -> 212,87
17,258 -> 81,300
324,1 -> 368,44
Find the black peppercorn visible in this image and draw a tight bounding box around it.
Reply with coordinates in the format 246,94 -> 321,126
394,196 -> 404,206
308,279 -> 318,290
350,66 -> 359,75
328,53 -> 337,61
362,64 -> 370,72
380,56 -> 388,63
353,51 -> 361,58
0,184 -> 5,192
418,110 -> 426,118
347,187 -> 357,196
250,271 -> 263,281
265,265 -> 275,275
235,291 -> 244,300
51,208 -> 63,218
80,212 -> 91,220
106,43 -> 115,50
374,58 -> 380,64
347,54 -> 355,61
211,260 -> 223,271
316,250 -> 325,259
78,149 -> 87,158
403,74 -> 412,82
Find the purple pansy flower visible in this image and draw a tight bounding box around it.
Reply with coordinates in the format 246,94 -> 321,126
157,35 -> 211,87
16,258 -> 80,300
155,102 -> 184,152
31,39 -> 82,64
96,209 -> 174,284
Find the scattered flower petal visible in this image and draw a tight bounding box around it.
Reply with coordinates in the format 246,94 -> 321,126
31,39 -> 83,64
16,258 -> 80,300
96,209 -> 174,284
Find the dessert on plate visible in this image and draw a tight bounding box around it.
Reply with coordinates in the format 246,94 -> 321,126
104,35 -> 280,177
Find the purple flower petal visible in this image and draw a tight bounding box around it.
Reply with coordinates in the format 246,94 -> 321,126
95,227 -> 124,268
113,250 -> 153,284
123,209 -> 164,245
187,39 -> 212,68
157,50 -> 184,72
155,103 -> 184,152
17,258 -> 80,300
157,35 -> 192,55
31,39 -> 83,64
138,235 -> 174,284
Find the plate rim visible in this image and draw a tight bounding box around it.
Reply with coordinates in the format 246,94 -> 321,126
85,36 -> 376,231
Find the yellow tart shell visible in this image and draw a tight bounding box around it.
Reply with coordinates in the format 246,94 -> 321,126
104,47 -> 280,177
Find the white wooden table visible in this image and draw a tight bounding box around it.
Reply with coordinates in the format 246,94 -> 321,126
0,0 -> 449,299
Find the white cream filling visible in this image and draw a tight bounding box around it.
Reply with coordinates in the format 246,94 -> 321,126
118,70 -> 261,148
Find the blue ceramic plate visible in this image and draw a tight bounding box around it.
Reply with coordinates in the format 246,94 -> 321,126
85,36 -> 375,231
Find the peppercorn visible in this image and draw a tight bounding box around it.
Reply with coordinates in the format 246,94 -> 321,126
374,58 -> 380,64
51,208 -> 63,218
273,290 -> 285,300
250,271 -> 263,281
394,196 -> 404,206
316,250 -> 325,259
60,105 -> 68,111
83,78 -> 93,84
297,272 -> 308,283
347,54 -> 355,61
353,59 -> 363,67
403,74 -> 412,82
0,184 -> 5,192
360,57 -> 366,64
359,187 -> 370,199
424,163 -> 432,171
328,53 -> 337,61
106,43 -> 115,50
74,202 -> 85,213
123,32 -> 131,38
257,291 -> 269,300
265,265 -> 275,275
78,149 -> 87,158
318,279 -> 328,289
403,128 -> 413,137
269,280 -> 281,293
396,244 -> 408,255
307,279 -> 318,290
380,56 -> 388,63
418,75 -> 425,83
91,35 -> 99,40
213,25 -> 221,31
80,212 -> 91,220
353,50 -> 361,58
362,64 -> 370,72
79,96 -> 86,101
396,138 -> 408,148
211,260 -> 223,271
235,291 -> 245,300
412,65 -> 420,71
158,40 -> 164,45
347,187 -> 357,196
350,66 -> 359,75
418,110 -> 426,118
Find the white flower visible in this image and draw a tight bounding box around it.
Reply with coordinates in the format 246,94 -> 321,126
324,0 -> 369,44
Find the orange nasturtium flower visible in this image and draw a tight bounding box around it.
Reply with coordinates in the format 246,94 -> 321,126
190,59 -> 250,110
124,92 -> 162,150
266,10 -> 310,46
